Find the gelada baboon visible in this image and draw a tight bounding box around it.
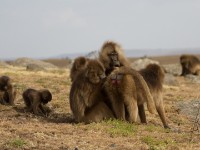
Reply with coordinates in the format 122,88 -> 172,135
22,88 -> 52,116
70,56 -> 89,82
139,64 -> 169,128
104,66 -> 156,123
70,59 -> 114,123
99,41 -> 130,75
0,76 -> 16,105
180,54 -> 200,76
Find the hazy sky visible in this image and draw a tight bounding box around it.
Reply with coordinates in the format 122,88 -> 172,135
0,0 -> 200,59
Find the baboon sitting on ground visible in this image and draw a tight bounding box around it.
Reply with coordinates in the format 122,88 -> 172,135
0,76 -> 16,105
70,59 -> 114,123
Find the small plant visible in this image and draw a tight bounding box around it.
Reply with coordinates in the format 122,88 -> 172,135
141,136 -> 175,150
105,119 -> 138,137
9,138 -> 27,148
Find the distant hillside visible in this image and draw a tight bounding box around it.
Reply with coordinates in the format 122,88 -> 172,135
56,48 -> 200,59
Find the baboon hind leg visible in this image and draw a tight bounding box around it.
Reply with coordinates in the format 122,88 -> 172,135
83,101 -> 115,123
154,94 -> 170,129
138,104 -> 147,124
124,96 -> 138,123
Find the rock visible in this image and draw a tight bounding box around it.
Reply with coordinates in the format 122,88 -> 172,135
163,64 -> 182,76
176,99 -> 200,120
164,73 -> 178,86
185,74 -> 200,83
131,58 -> 159,70
26,64 -> 46,71
10,57 -> 57,69
85,51 -> 98,59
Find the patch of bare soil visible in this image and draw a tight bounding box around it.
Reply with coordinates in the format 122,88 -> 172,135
0,64 -> 200,150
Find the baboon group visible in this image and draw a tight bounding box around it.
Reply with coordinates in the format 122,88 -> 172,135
0,75 -> 52,116
1,41 -> 200,129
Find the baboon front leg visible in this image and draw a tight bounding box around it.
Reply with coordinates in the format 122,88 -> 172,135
39,104 -> 47,116
32,101 -> 40,115
138,104 -> 147,124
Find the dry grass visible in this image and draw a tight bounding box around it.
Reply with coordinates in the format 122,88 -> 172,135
0,61 -> 200,150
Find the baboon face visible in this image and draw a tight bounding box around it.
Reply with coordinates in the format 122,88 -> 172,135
99,41 -> 129,76
85,60 -> 106,84
108,50 -> 120,68
101,44 -> 121,69
40,90 -> 52,104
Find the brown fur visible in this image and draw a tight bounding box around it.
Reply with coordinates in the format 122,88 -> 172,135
0,76 -> 16,105
70,56 -> 89,82
69,59 -> 114,123
99,41 -> 130,75
22,88 -> 52,116
180,54 -> 200,76
99,41 -> 155,123
104,66 -> 156,123
139,64 -> 169,128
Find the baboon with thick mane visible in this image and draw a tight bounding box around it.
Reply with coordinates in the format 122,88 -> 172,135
70,56 -> 89,82
104,66 -> 156,123
23,88 -> 52,116
139,64 -> 170,128
99,41 -> 130,75
70,59 -> 114,123
180,54 -> 200,76
0,76 -> 16,105
99,41 -> 155,123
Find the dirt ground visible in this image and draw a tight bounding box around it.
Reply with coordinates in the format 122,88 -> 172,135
0,59 -> 200,150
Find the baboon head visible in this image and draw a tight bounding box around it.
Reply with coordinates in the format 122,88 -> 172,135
180,54 -> 200,75
70,57 -> 89,82
146,64 -> 165,82
73,57 -> 88,71
40,90 -> 52,104
99,41 -> 129,75
85,60 -> 106,84
0,76 -> 11,90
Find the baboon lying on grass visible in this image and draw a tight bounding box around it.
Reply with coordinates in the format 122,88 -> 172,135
180,54 -> 200,76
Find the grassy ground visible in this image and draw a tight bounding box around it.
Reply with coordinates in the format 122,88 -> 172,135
0,64 -> 200,150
